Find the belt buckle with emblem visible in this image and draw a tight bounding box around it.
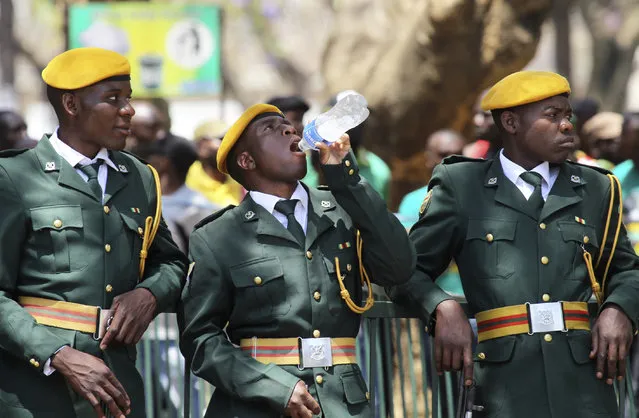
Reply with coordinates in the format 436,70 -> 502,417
299,337 -> 333,369
526,301 -> 567,334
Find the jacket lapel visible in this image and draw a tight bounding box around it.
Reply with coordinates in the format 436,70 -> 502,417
34,135 -> 98,201
104,152 -> 129,204
305,185 -> 337,249
238,195 -> 300,246
486,158 -> 539,221
540,163 -> 585,220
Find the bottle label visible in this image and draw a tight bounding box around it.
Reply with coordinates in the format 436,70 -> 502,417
302,119 -> 323,150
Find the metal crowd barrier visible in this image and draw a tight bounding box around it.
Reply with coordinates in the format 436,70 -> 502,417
135,297 -> 636,418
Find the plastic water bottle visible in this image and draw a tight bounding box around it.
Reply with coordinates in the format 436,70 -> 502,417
299,92 -> 370,152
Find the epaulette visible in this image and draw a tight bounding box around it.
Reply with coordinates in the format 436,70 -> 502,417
119,150 -> 150,165
442,155 -> 487,165
0,148 -> 29,158
317,184 -> 329,190
565,160 -> 613,176
194,205 -> 236,229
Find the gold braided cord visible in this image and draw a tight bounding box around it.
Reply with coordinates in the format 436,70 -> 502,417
139,164 -> 163,279
601,174 -> 623,296
335,230 -> 374,314
582,174 -> 623,306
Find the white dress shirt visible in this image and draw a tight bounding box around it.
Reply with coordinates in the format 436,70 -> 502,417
250,182 -> 309,234
500,150 -> 559,201
49,129 -> 119,202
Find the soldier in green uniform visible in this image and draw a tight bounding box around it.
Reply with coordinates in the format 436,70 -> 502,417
0,48 -> 187,418
389,71 -> 639,418
179,104 -> 414,417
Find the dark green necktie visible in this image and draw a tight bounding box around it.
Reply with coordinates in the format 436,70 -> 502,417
520,171 -> 544,217
274,199 -> 305,246
77,161 -> 103,200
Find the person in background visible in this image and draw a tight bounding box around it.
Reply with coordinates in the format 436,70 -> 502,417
146,137 -> 218,254
464,95 -> 502,159
612,112 -> 639,416
398,129 -> 466,226
267,95 -> 309,136
303,91 -> 392,202
0,110 -> 37,150
186,120 -> 244,206
581,111 -> 624,169
125,100 -> 163,159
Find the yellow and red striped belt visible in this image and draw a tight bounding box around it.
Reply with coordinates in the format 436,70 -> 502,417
18,296 -> 112,340
475,301 -> 590,343
239,337 -> 357,367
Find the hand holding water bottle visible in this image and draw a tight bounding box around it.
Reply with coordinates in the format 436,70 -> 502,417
299,91 -> 370,152
316,133 -> 350,165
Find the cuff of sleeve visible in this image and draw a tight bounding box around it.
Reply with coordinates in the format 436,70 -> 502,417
136,279 -> 172,313
321,150 -> 360,189
43,345 -> 69,376
263,365 -> 304,413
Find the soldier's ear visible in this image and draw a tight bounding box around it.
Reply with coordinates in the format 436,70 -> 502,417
237,151 -> 256,171
501,110 -> 518,135
61,92 -> 79,118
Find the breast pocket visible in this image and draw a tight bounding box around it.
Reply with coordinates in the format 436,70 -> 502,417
464,219 -> 517,280
558,221 -> 599,281
30,205 -> 86,273
118,212 -> 144,266
323,250 -> 359,316
229,257 -> 291,318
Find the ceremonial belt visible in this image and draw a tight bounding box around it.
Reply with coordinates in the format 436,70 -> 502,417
239,337 -> 357,367
475,301 -> 590,343
18,296 -> 112,340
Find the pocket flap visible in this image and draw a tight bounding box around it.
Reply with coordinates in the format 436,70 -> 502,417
323,253 -> 356,275
558,221 -> 598,247
31,205 -> 83,231
567,331 -> 593,365
340,371 -> 369,405
230,257 -> 283,288
466,219 -> 517,242
120,212 -> 143,234
475,336 -> 516,363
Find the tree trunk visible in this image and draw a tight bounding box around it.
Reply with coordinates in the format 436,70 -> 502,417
322,0 -> 553,210
0,0 -> 15,86
553,0 -> 573,82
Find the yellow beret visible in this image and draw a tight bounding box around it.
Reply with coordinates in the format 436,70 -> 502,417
217,104 -> 284,174
582,112 -> 623,140
481,71 -> 571,111
42,47 -> 130,90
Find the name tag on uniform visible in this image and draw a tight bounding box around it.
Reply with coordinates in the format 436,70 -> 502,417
528,302 -> 566,334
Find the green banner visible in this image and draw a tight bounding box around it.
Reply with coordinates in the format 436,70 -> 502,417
68,3 -> 222,98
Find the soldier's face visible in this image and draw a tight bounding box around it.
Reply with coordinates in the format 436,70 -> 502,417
512,96 -> 576,165
72,81 -> 135,152
246,115 -> 307,182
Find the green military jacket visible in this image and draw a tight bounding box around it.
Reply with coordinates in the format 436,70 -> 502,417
390,156 -> 639,418
0,136 -> 187,418
179,152 -> 415,417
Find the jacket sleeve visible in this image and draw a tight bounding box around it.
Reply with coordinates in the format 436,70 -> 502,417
597,180 -> 639,329
387,164 -> 464,324
320,151 -> 415,286
135,166 -> 188,313
0,165 -> 73,373
178,231 -> 299,413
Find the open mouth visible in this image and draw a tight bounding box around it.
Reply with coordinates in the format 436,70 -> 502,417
290,138 -> 304,153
